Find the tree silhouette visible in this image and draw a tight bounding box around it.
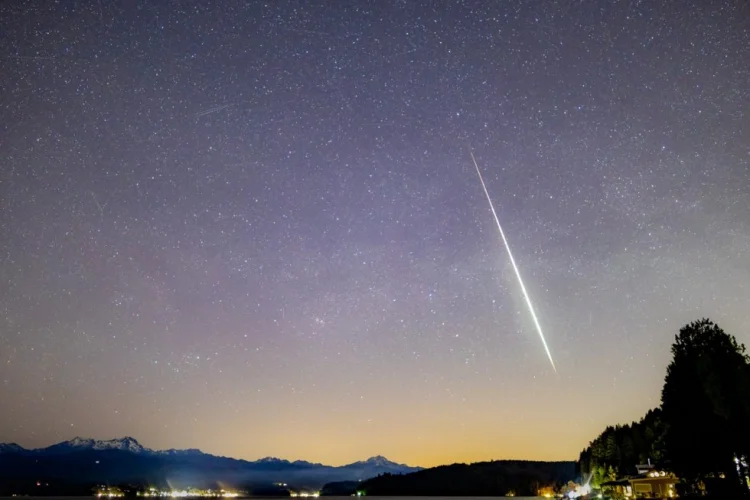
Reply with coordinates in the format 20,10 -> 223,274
578,410 -> 664,488
660,318 -> 750,494
358,461 -> 574,496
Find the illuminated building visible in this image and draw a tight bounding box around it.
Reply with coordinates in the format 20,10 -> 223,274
601,468 -> 678,498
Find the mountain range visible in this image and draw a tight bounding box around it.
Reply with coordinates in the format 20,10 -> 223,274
0,437 -> 421,491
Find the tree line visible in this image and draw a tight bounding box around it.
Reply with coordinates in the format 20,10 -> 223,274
578,319 -> 750,496
357,460 -> 575,497
577,408 -> 664,487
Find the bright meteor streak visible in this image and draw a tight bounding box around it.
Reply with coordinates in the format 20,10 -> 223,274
469,151 -> 557,373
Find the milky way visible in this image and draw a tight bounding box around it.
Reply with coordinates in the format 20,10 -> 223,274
1,1 -> 749,466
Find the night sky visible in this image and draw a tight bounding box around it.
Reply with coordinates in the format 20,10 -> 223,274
1,0 -> 749,467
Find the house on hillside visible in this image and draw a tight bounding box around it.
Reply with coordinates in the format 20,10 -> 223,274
603,455 -> 749,497
601,468 -> 677,498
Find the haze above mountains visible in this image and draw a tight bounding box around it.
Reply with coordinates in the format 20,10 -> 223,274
0,437 -> 421,489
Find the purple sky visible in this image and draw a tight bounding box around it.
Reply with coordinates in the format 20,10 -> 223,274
1,0 -> 749,466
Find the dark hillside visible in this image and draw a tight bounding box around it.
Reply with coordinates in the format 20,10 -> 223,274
359,460 -> 575,496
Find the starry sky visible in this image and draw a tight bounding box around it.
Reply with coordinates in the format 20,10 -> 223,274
1,0 -> 749,467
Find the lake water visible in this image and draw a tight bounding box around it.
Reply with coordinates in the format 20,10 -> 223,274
1,497 -> 548,500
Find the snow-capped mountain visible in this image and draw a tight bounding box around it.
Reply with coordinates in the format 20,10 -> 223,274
346,455 -> 403,467
341,455 -> 422,477
0,437 -> 422,488
45,436 -> 150,454
256,456 -> 290,464
157,447 -> 203,456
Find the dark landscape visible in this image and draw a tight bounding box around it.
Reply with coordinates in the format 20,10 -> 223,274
356,460 -> 575,497
0,437 -> 577,497
0,438 -> 419,494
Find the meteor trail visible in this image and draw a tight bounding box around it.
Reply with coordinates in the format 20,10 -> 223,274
469,151 -> 557,373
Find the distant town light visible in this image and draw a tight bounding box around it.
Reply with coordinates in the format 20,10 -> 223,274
126,488 -> 241,499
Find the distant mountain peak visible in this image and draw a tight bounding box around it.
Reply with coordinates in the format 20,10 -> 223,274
0,443 -> 25,453
0,436 -> 423,488
67,437 -> 95,447
256,456 -> 290,464
292,459 -> 323,467
345,455 -> 418,470
159,448 -> 202,455
56,436 -> 149,453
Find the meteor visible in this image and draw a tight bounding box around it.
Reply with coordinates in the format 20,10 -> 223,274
469,151 -> 557,373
